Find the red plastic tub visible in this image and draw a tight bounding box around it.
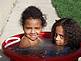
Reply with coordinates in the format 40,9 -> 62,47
2,32 -> 81,61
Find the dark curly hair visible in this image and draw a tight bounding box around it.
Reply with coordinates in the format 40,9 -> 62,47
20,6 -> 47,27
51,18 -> 81,50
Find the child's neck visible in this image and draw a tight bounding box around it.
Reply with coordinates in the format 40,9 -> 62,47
29,39 -> 39,46
56,45 -> 64,51
27,38 -> 42,48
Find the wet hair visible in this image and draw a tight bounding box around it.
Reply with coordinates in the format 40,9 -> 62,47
51,17 -> 81,50
20,6 -> 47,27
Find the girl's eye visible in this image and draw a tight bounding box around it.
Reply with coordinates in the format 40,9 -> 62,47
54,33 -> 64,39
26,27 -> 31,29
35,27 -> 41,29
54,33 -> 57,38
60,35 -> 64,39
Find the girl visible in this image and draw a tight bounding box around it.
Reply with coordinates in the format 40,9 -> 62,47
48,18 -> 81,56
2,6 -> 49,58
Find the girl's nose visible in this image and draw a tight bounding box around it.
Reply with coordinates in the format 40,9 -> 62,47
31,28 -> 35,33
56,35 -> 60,41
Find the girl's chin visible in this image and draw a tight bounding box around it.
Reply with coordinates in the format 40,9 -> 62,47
29,37 -> 38,41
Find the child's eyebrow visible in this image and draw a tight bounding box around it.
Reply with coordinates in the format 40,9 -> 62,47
55,33 -> 64,36
59,34 -> 64,37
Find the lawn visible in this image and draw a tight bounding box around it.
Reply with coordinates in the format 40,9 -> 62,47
51,0 -> 81,25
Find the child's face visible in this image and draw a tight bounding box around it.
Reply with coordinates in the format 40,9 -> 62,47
23,18 -> 42,41
54,25 -> 65,46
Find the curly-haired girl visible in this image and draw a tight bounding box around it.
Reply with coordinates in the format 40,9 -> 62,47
49,18 -> 81,56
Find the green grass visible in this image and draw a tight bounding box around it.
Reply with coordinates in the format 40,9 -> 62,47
51,0 -> 81,25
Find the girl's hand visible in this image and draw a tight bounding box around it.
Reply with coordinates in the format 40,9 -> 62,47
19,35 -> 31,48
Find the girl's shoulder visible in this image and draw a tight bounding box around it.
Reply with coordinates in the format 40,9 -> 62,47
2,33 -> 24,48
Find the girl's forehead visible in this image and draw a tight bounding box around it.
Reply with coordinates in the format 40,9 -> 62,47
24,19 -> 42,26
56,26 -> 63,31
26,18 -> 41,23
56,26 -> 64,35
